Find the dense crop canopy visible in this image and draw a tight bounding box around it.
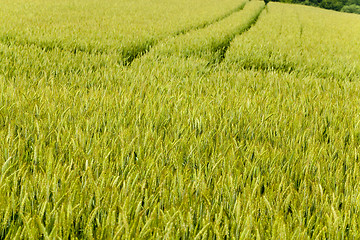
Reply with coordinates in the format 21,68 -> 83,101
226,3 -> 360,80
0,0 -> 246,63
1,0 -> 360,239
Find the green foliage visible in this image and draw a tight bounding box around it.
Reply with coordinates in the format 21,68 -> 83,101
341,4 -> 360,13
274,0 -> 360,13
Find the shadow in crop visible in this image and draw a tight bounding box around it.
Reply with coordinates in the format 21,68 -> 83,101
211,5 -> 266,65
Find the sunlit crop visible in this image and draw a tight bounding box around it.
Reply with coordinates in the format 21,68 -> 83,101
1,0 -> 360,239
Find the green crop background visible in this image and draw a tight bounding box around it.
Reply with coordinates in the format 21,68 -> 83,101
1,0 -> 360,239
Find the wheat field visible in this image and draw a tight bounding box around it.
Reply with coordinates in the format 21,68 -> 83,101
1,0 -> 360,238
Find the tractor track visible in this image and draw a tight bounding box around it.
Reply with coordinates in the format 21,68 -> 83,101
137,1 -> 266,67
214,4 -> 265,64
0,1 -> 248,66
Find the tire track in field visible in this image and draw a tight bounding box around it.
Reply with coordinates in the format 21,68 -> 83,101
125,1 -> 248,65
141,1 -> 265,66
0,1 -> 248,66
172,1 -> 247,36
213,3 -> 265,64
